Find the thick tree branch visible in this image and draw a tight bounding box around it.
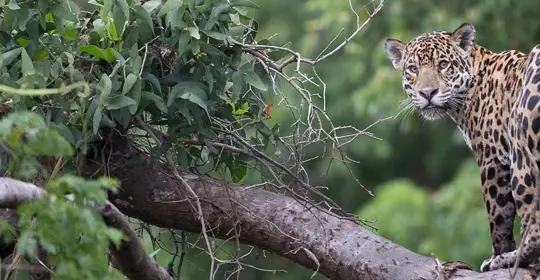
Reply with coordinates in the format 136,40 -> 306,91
0,136 -> 534,279
0,178 -> 45,207
94,135 -> 535,280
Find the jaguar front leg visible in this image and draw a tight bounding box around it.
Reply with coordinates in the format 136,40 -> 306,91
477,161 -> 517,272
481,144 -> 540,272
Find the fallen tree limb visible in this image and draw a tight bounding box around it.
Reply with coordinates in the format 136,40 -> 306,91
0,136 -> 535,279
95,135 -> 536,280
0,178 -> 45,207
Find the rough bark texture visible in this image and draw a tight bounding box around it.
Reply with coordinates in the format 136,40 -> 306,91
0,134 -> 535,279
95,134 -> 536,280
99,201 -> 173,280
0,177 -> 45,207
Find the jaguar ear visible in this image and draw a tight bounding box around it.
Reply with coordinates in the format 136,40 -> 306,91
384,38 -> 405,69
451,23 -> 476,52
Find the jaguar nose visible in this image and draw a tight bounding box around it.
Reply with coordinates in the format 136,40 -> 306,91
418,87 -> 439,101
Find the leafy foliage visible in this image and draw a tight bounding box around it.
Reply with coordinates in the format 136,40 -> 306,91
0,0 -> 276,182
1,0 -> 539,278
0,0 -> 282,278
16,176 -> 123,280
0,112 -> 73,178
0,111 -> 122,279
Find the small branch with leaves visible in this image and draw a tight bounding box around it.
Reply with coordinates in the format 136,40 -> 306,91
0,178 -> 173,280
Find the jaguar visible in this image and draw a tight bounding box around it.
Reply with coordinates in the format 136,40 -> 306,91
383,23 -> 540,272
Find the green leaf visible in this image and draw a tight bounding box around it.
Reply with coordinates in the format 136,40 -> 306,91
93,19 -> 106,37
232,161 -> 247,182
158,0 -> 183,16
104,228 -> 125,248
168,82 -> 209,115
96,74 -> 112,99
78,45 -> 105,59
117,0 -> 129,17
16,232 -> 37,258
93,106 -> 103,134
51,4 -> 78,22
233,102 -> 249,115
106,21 -> 120,41
127,79 -> 142,114
132,5 -> 154,33
177,33 -> 190,57
168,6 -> 186,30
102,0 -> 113,18
244,69 -> 267,91
2,47 -> 22,67
7,0 -> 20,10
230,0 -> 260,8
203,30 -> 227,40
141,91 -> 168,113
200,43 -> 222,55
102,48 -> 116,63
232,6 -> 248,16
21,49 -> 35,75
78,45 -> 116,63
204,3 -> 230,30
142,0 -> 161,13
51,123 -> 76,145
122,73 -> 138,95
105,95 -> 137,110
187,26 -> 200,39
112,4 -> 128,40
149,249 -> 161,258
231,71 -> 243,101
85,97 -> 99,129
32,47 -> 49,61
142,72 -> 161,94
204,65 -> 214,93
50,59 -> 62,78
230,13 -> 241,25
34,130 -> 74,156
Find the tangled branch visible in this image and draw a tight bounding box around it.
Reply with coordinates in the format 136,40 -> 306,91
217,0 -> 388,219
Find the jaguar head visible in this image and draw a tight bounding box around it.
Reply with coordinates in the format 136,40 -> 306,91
384,23 -> 476,120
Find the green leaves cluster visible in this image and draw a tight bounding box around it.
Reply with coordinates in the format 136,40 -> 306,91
0,0 -> 277,183
0,112 -> 73,178
16,176 -> 123,280
0,111 -> 122,279
0,0 -> 283,278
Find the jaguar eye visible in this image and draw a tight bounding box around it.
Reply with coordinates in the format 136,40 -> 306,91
438,60 -> 449,69
407,65 -> 418,73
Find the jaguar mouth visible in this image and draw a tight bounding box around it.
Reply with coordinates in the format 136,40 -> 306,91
423,103 -> 444,109
420,104 -> 446,120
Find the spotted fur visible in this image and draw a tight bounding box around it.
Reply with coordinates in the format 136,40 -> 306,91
384,23 -> 540,272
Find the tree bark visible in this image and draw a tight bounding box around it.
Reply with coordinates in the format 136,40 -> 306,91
99,201 -> 173,280
93,135 -> 536,280
0,134 -> 535,280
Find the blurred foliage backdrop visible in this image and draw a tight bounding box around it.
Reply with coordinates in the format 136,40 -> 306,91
125,0 -> 540,279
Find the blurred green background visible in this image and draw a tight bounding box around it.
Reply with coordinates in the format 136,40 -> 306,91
128,0 -> 540,279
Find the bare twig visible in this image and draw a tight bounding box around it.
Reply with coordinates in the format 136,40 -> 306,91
242,0 -> 384,69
